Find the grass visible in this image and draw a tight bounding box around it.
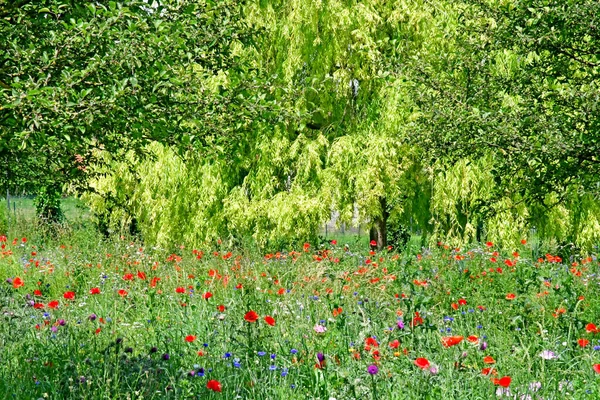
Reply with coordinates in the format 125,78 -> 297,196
1,218 -> 599,399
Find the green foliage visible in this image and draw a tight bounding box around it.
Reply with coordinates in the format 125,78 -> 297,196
0,0 -> 269,215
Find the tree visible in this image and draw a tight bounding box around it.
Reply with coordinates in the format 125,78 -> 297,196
411,0 -> 600,204
0,0 -> 261,220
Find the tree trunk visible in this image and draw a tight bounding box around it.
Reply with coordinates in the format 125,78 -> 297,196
369,197 -> 388,251
35,184 -> 63,223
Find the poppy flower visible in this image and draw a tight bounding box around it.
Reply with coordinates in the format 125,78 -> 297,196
63,291 -> 75,300
389,339 -> 400,349
492,376 -> 511,387
481,367 -> 496,376
593,364 -> 600,374
332,307 -> 343,317
505,293 -> 516,300
521,239 -> 527,245
217,305 -> 226,312
411,312 -> 424,327
415,357 -> 430,370
206,379 -> 222,392
33,303 -> 44,309
48,300 -> 59,309
122,273 -> 134,281
185,335 -> 196,343
244,310 -> 259,323
578,338 -> 590,347
89,287 -> 101,295
370,240 -> 377,247
118,289 -> 128,297
458,299 -> 467,306
175,287 -> 185,294
485,242 -> 493,247
451,303 -> 459,310
33,289 -> 42,296
137,271 -> 147,280
467,335 -> 479,344
586,323 -> 598,333
441,336 -> 464,348
264,315 -> 275,326
203,292 -> 213,300
483,356 -> 495,364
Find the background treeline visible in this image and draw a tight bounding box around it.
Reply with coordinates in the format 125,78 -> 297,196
2,0 -> 600,251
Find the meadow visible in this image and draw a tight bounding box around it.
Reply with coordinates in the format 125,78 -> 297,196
1,214 -> 599,399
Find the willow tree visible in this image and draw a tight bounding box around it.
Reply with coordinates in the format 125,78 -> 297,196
240,0 -> 446,249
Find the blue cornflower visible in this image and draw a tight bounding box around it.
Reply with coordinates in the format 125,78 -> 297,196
258,351 -> 266,356
281,368 -> 288,377
233,359 -> 241,368
291,349 -> 298,354
224,352 -> 232,359
270,354 -> 276,359
269,365 -> 277,371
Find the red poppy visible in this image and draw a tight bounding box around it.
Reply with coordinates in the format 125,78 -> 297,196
521,239 -> 527,245
481,367 -> 496,376
411,312 -> 423,327
389,339 -> 400,349
63,291 -> 75,300
175,287 -> 185,294
217,305 -> 226,312
13,277 -> 24,288
33,303 -> 44,309
206,379 -> 222,392
137,271 -> 147,280
48,300 -> 59,309
118,289 -> 128,297
458,298 -> 467,306
451,303 -> 459,310
264,315 -> 276,326
483,356 -> 495,364
332,307 -> 343,317
244,310 -> 259,323
365,337 -> 379,350
150,277 -> 160,288
441,336 -> 464,348
122,273 -> 134,281
492,376 -> 511,387
89,287 -> 101,295
185,335 -> 196,343
203,292 -> 213,300
505,293 -> 516,300
370,240 -> 377,247
33,289 -> 42,296
578,338 -> 590,347
414,357 -> 430,369
485,242 -> 493,247
586,323 -> 598,333
593,364 -> 600,374
467,335 -> 479,344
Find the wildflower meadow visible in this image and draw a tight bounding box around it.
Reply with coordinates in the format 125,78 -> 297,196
1,232 -> 599,399
3,0 -> 600,398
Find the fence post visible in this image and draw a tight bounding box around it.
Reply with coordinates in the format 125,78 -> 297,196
6,188 -> 9,230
